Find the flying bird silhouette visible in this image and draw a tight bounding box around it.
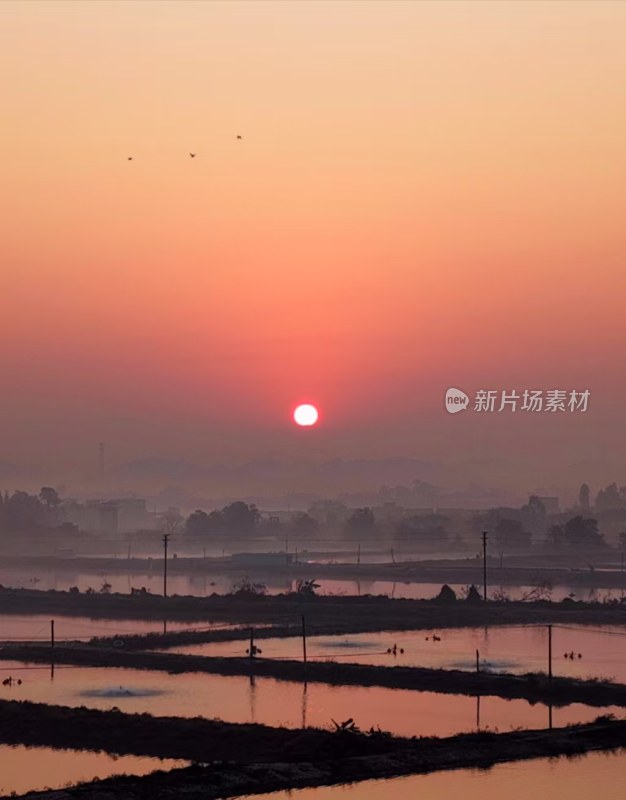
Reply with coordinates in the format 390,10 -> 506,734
189,153 -> 196,158
127,157 -> 133,161
236,135 -> 242,140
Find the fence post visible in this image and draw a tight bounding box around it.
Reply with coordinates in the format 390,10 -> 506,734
301,614 -> 307,679
548,624 -> 553,680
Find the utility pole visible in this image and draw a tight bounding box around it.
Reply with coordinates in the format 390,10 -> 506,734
50,619 -> 55,680
547,624 -> 553,680
301,614 -> 307,676
162,533 -> 170,598
482,531 -> 488,601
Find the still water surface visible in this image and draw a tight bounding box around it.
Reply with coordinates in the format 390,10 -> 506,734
257,750 -> 626,800
170,624 -> 626,682
0,614 -> 218,641
0,566 -> 609,601
0,743 -> 186,795
0,660 -> 619,738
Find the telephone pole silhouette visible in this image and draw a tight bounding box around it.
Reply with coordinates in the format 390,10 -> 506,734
482,531 -> 488,601
162,533 -> 170,598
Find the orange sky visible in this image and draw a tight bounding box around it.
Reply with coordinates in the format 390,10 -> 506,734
1,0 -> 625,481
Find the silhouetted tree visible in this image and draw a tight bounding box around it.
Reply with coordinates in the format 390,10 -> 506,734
595,483 -> 626,512
466,585 -> 482,603
290,511 -> 319,539
295,578 -> 320,596
434,584 -> 457,604
187,510 -> 208,535
232,576 -> 266,596
395,513 -> 448,547
548,523 -> 567,547
186,509 -> 223,536
345,507 -> 376,539
39,487 -> 60,509
262,515 -> 283,536
579,483 -> 591,513
221,501 -> 260,535
160,508 -> 184,534
3,491 -> 48,530
494,518 -> 531,550
563,516 -> 605,548
307,499 -> 349,529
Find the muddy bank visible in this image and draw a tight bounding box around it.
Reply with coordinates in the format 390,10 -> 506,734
0,697 -> 403,763
2,587 -> 626,633
5,716 -> 626,800
4,643 -> 626,708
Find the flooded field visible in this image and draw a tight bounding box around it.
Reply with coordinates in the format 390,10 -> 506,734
168,624 -> 626,682
0,614 -> 218,642
0,566 -> 611,601
0,743 -> 186,796
258,749 -> 626,800
0,660 -> 619,738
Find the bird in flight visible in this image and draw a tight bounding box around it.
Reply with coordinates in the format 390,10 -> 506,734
236,135 -> 242,140
189,152 -> 196,158
127,156 -> 133,161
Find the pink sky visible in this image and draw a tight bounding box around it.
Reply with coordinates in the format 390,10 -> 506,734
1,1 -> 625,483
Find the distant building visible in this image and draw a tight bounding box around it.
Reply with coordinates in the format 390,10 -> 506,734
63,497 -> 156,536
114,498 -> 154,533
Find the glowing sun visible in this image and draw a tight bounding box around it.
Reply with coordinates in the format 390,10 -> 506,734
293,404 -> 319,427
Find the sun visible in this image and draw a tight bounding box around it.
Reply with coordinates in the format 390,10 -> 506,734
293,404 -> 319,427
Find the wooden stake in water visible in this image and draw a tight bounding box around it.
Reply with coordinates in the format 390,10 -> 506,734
475,648 -> 480,674
50,619 -> 55,650
548,624 -> 553,680
301,614 -> 307,671
249,627 -> 255,663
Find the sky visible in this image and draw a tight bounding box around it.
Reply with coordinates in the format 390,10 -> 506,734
1,0 -> 625,488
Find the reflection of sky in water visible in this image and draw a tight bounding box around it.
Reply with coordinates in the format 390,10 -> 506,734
80,686 -> 167,698
170,624 -> 626,683
316,639 -> 381,649
0,743 -> 187,796
0,614 -> 213,641
0,659 -> 620,740
260,751 -> 626,800
0,566 -> 612,602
